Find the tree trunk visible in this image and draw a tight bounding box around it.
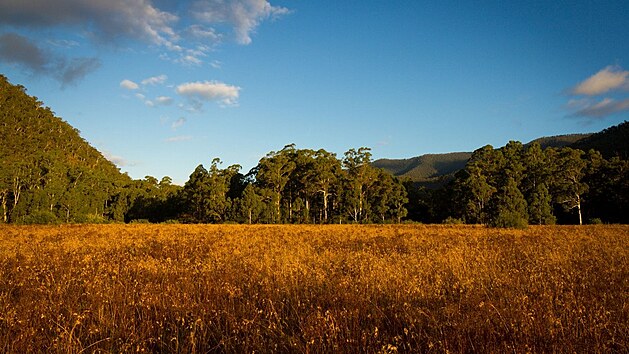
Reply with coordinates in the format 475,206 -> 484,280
323,191 -> 329,222
1,192 -> 7,223
577,194 -> 582,225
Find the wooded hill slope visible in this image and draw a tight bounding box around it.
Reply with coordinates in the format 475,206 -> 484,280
0,75 -> 130,223
1,74 -> 627,225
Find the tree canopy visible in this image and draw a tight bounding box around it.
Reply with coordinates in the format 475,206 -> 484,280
1,75 -> 627,226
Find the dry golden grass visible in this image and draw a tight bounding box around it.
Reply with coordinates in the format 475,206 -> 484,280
0,224 -> 627,353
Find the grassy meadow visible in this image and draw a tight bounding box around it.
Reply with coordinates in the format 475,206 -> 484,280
0,224 -> 627,353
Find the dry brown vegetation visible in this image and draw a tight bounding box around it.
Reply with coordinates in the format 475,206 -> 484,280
0,224 -> 627,353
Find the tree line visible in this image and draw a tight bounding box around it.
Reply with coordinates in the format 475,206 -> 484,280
124,145 -> 408,224
1,74 -> 627,226
405,141 -> 629,226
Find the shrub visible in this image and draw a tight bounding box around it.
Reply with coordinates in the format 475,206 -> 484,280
21,210 -> 59,225
491,211 -> 528,229
129,219 -> 151,224
442,216 -> 464,225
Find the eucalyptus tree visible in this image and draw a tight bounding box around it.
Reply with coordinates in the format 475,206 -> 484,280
370,169 -> 408,223
342,147 -> 377,223
255,145 -> 297,223
522,143 -> 555,224
303,149 -> 342,223
456,145 -> 502,224
553,148 -> 588,225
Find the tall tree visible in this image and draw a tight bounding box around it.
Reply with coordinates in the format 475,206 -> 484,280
522,143 -> 555,224
304,149 -> 342,223
489,176 -> 528,228
255,145 -> 297,223
457,145 -> 502,224
342,147 -> 377,223
182,165 -> 210,222
553,148 -> 588,225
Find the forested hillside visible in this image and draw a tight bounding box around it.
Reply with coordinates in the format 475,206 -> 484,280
1,75 -> 627,226
571,121 -> 629,159
0,75 -> 131,223
0,76 -> 407,225
372,152 -> 471,187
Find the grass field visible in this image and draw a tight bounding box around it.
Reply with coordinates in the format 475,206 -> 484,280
0,224 -> 627,353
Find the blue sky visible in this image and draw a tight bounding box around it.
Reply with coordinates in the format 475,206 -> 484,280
1,1 -> 628,184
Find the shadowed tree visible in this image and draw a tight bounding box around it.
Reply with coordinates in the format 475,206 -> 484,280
553,148 -> 588,225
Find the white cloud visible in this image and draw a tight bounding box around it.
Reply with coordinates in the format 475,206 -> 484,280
120,79 -> 139,90
0,0 -> 290,82
567,65 -> 629,120
171,117 -> 187,129
155,96 -> 174,105
192,0 -> 290,45
141,74 -> 168,86
188,24 -> 222,42
573,66 -> 629,96
176,55 -> 203,66
176,80 -> 241,106
165,135 -> 193,142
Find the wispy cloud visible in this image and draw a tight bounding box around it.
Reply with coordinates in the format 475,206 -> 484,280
0,0 -> 290,83
142,74 -> 168,86
0,32 -> 100,86
165,135 -> 193,143
0,32 -> 48,72
171,117 -> 187,129
191,0 -> 291,45
59,57 -> 101,87
176,80 -> 241,107
154,96 -> 174,106
120,79 -> 139,90
572,98 -> 629,119
566,65 -> 629,120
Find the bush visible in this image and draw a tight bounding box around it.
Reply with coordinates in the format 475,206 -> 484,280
491,211 -> 528,229
442,216 -> 464,225
75,213 -> 109,224
588,218 -> 603,225
130,219 -> 151,224
161,219 -> 180,224
21,211 -> 59,225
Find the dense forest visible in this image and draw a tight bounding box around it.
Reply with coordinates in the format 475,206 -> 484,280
1,75 -> 628,226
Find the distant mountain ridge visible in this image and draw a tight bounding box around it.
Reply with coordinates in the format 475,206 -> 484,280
372,126 -> 629,187
525,133 -> 591,149
373,152 -> 472,187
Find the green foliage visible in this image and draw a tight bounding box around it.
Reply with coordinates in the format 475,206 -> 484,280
3,75 -> 626,225
442,216 -> 464,225
20,210 -> 59,225
588,218 -> 603,225
0,75 -> 130,223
